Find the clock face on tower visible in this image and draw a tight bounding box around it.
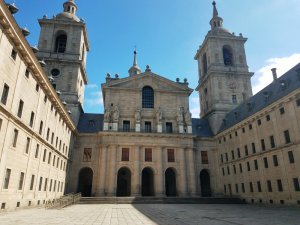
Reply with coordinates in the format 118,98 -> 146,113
51,69 -> 60,77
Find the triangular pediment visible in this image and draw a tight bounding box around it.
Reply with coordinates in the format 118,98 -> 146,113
102,72 -> 193,94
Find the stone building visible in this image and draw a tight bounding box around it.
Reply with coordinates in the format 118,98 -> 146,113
0,0 -> 299,211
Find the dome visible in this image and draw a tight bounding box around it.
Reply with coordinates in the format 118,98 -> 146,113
56,12 -> 80,22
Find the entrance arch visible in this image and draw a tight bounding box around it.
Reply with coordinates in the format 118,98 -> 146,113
77,167 -> 93,197
116,167 -> 131,196
141,167 -> 155,196
165,168 -> 177,196
200,169 -> 212,197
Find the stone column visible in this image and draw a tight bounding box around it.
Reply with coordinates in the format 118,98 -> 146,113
132,146 -> 141,196
107,145 -> 117,196
99,146 -> 107,196
178,148 -> 187,196
186,148 -> 196,196
156,147 -> 164,196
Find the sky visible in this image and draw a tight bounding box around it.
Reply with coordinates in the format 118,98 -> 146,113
11,0 -> 300,117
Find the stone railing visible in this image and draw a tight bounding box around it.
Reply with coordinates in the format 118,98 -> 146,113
45,193 -> 81,209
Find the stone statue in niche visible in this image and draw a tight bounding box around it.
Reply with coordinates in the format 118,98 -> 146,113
112,105 -> 119,122
184,109 -> 192,125
83,148 -> 92,162
156,107 -> 163,123
135,108 -> 141,123
104,107 -> 111,122
177,107 -> 184,124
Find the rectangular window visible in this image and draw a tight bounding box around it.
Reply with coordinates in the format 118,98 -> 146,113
46,128 -> 50,141
49,179 -> 52,192
167,149 -> 175,162
144,121 -> 151,133
17,100 -> 24,118
264,157 -> 268,168
39,121 -> 43,135
241,183 -> 245,193
18,172 -> 25,190
123,120 -> 130,132
273,155 -> 278,167
284,130 -> 291,144
44,95 -> 47,103
38,177 -> 43,191
3,168 -> 11,189
44,178 -> 48,191
53,155 -> 56,166
279,107 -> 285,115
231,150 -> 235,160
244,145 -> 248,156
270,136 -> 275,148
145,148 -> 152,162
29,112 -> 34,127
0,118 -> 2,131
35,84 -> 40,92
249,182 -> 253,192
249,124 -> 252,130
222,168 -> 225,176
30,175 -> 35,190
235,131 -> 238,136
201,151 -> 208,164
254,159 -> 258,170
266,115 -> 271,121
251,143 -> 256,154
220,154 -> 223,163
1,83 -> 10,105
12,129 -> 18,147
297,99 -> 300,107
51,132 -> 54,144
11,49 -> 17,60
166,122 -> 173,133
267,180 -> 272,192
277,179 -> 283,192
225,153 -> 228,162
293,178 -> 300,191
25,137 -> 30,154
25,69 -> 30,78
235,184 -> 239,193
232,95 -> 237,104
242,127 -> 245,133
288,151 -> 295,164
48,152 -> 52,164
121,148 -> 129,161
239,163 -> 243,173
257,119 -> 262,126
35,144 -> 39,158
247,162 -> 251,171
237,148 -> 241,158
257,181 -> 262,192
233,165 -> 236,174
43,149 -> 47,162
227,166 -> 230,175
261,139 -> 266,151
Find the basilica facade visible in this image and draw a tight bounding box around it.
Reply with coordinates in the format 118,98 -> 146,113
0,0 -> 299,211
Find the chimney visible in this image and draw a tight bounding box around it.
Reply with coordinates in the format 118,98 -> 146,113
271,68 -> 277,80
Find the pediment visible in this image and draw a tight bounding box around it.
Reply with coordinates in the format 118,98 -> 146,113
103,72 -> 193,94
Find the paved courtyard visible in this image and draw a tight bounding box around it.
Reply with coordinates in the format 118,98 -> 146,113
0,204 -> 299,225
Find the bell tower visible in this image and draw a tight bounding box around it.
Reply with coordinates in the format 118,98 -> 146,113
195,1 -> 253,134
36,0 -> 89,125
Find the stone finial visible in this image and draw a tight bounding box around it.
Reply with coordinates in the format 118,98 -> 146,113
145,65 -> 151,72
271,68 -> 277,80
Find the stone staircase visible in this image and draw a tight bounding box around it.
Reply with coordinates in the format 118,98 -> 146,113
78,197 -> 244,204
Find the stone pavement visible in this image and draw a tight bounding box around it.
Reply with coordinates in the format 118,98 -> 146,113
0,204 -> 299,225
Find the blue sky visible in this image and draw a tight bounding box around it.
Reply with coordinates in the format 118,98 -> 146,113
12,0 -> 300,117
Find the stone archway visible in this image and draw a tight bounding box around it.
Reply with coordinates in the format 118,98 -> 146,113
77,167 -> 93,197
141,167 -> 155,196
165,168 -> 177,196
200,169 -> 212,197
116,167 -> 131,197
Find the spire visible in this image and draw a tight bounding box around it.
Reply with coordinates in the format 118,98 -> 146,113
128,49 -> 142,76
63,0 -> 77,15
210,1 -> 223,30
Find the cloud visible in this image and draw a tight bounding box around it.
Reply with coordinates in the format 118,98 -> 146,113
86,84 -> 98,89
85,91 -> 103,106
252,53 -> 300,94
190,96 -> 200,118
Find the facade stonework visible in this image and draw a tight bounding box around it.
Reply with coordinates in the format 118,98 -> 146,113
0,0 -> 299,211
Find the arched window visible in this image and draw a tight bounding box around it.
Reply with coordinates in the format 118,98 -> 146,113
202,53 -> 208,76
142,86 -> 154,108
223,45 -> 234,66
55,33 -> 67,53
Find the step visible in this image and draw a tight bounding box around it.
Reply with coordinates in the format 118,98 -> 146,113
78,197 -> 244,204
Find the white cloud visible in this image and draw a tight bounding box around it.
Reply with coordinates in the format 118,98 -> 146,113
190,96 -> 200,118
86,84 -> 98,89
252,53 -> 300,94
85,91 -> 103,106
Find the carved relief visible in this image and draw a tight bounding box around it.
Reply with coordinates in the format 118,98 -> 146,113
83,148 -> 92,162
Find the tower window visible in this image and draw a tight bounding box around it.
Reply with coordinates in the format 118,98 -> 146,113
51,69 -> 60,77
232,95 -> 237,104
55,34 -> 67,53
202,53 -> 208,76
142,86 -> 154,108
223,45 -> 234,66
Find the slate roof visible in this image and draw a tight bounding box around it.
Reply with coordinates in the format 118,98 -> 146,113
192,118 -> 214,137
218,63 -> 300,133
77,113 -> 103,133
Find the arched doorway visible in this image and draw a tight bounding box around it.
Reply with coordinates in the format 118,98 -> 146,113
116,167 -> 131,196
200,169 -> 212,197
165,168 -> 177,196
141,167 -> 154,196
77,167 -> 93,197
